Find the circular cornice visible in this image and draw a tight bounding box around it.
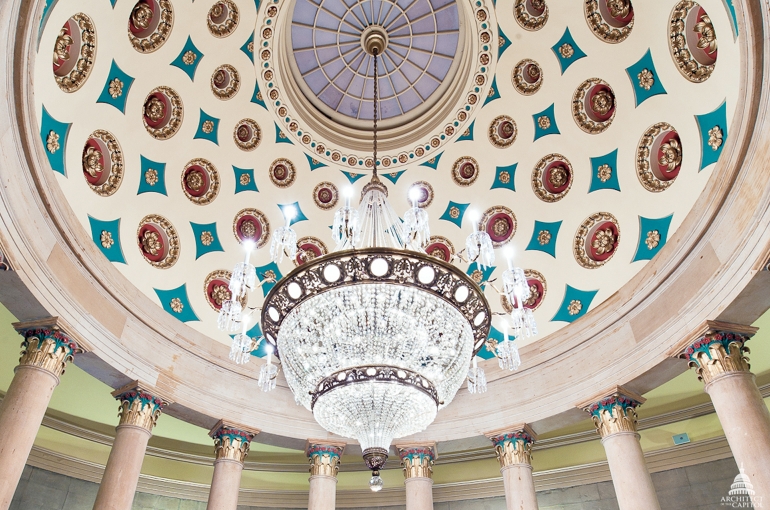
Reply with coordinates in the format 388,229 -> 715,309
0,0 -> 769,447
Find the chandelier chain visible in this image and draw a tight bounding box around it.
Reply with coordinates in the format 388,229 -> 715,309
373,50 -> 378,178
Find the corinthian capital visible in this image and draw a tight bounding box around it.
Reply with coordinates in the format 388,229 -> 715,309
396,443 -> 437,479
485,424 -> 537,467
210,420 -> 260,464
676,321 -> 757,386
13,318 -> 82,378
580,386 -> 645,438
112,381 -> 169,432
305,440 -> 345,477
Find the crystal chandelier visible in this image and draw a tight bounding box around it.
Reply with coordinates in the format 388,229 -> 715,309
218,31 -> 536,489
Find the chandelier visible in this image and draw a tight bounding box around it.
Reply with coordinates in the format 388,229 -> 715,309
218,30 -> 536,490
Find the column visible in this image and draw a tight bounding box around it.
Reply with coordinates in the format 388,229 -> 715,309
396,443 -> 436,510
0,319 -> 80,510
206,421 -> 259,510
92,382 -> 167,510
306,441 -> 345,510
678,321 -> 770,500
485,425 -> 539,510
581,387 -> 661,510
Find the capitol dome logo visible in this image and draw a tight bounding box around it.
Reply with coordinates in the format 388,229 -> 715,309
722,466 -> 762,508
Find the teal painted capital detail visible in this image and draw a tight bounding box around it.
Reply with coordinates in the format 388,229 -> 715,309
307,444 -> 343,461
586,394 -> 641,419
490,430 -> 534,449
307,444 -> 343,476
398,447 -> 435,463
113,384 -> 166,431
16,327 -> 81,376
680,329 -> 754,384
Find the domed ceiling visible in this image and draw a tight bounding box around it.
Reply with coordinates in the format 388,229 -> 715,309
34,0 -> 741,360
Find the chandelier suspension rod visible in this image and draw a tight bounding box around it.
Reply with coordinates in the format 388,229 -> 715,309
373,49 -> 379,178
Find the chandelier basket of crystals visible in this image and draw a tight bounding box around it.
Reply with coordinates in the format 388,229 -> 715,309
218,28 -> 536,491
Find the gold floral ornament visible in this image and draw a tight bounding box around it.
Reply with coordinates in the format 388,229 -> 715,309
573,78 -> 616,134
607,0 -> 630,18
241,220 -> 256,238
538,230 -> 551,245
708,126 -> 723,151
211,284 -> 231,306
141,230 -> 161,256
559,43 -> 574,59
659,139 -> 683,173
100,231 -> 114,249
264,269 -> 277,280
499,171 -> 510,184
129,0 -> 173,53
53,28 -> 73,64
202,120 -> 214,134
638,69 -> 654,91
109,78 -> 124,98
46,131 -> 60,154
185,170 -> 204,191
646,230 -> 660,249
567,300 -> 582,316
592,228 -> 617,256
82,147 -> 103,178
170,298 -> 183,313
132,3 -> 153,30
538,116 -> 551,129
694,14 -> 717,54
636,123 -> 681,192
182,51 -> 196,65
200,231 -> 214,246
470,270 -> 483,284
145,169 -> 158,185
598,164 -> 612,183
449,206 -> 460,219
182,159 -> 219,205
514,0 -> 548,31
239,173 -> 251,185
549,166 -> 568,188
524,284 -> 540,307
585,0 -> 633,43
591,90 -> 614,116
493,219 -> 509,237
145,97 -> 165,122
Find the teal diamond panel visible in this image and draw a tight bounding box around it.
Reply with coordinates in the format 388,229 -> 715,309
632,215 -> 673,262
170,37 -> 204,80
275,124 -> 292,144
484,77 -> 501,106
625,49 -> 667,107
154,285 -> 199,322
491,163 -> 517,191
88,216 -> 126,264
526,220 -> 561,258
256,261 -> 282,296
194,110 -> 219,144
457,120 -> 474,141
551,28 -> 587,74
532,103 -> 559,141
552,285 -> 598,323
420,152 -> 442,170
439,201 -> 469,228
589,149 -> 620,192
382,170 -> 407,184
96,60 -> 134,113
40,106 -> 71,176
137,156 -> 167,195
279,202 -> 308,225
234,167 -> 258,193
191,222 -> 224,259
695,100 -> 728,170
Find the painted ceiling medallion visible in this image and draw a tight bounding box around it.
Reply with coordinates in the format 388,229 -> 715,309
269,159 -> 296,188
572,78 -> 616,134
207,0 -> 239,38
181,158 -> 220,205
452,157 -> 480,186
233,119 -> 260,151
480,206 -> 516,247
52,14 -> 96,93
233,208 -> 270,248
636,122 -> 683,192
203,270 -> 243,311
142,86 -> 183,140
295,236 -> 328,266
514,0 -> 548,31
512,59 -> 543,96
313,182 -> 339,210
137,214 -> 179,269
81,130 -> 123,197
408,181 -> 434,208
425,236 -> 455,262
585,0 -> 634,43
669,1 -> 717,83
210,64 -> 240,100
488,116 -> 517,148
128,0 -> 173,53
501,269 -> 546,312
574,212 -> 621,269
532,154 -> 573,203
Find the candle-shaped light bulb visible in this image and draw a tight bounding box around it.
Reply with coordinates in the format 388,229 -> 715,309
409,186 -> 421,209
503,321 -> 509,343
343,186 -> 354,208
504,246 -> 514,270
473,356 -> 478,370
468,210 -> 480,232
283,205 -> 297,226
266,343 -> 273,365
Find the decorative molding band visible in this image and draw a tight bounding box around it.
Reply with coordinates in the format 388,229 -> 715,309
25,435 -> 734,507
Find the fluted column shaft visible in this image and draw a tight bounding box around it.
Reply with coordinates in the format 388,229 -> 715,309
206,422 -> 258,510
398,445 -> 436,510
0,324 -> 79,510
583,388 -> 661,510
93,383 -> 166,510
488,426 -> 539,510
306,442 -> 343,510
680,326 -> 770,501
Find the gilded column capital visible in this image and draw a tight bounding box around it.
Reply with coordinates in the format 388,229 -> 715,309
396,443 -> 437,479
210,420 -> 260,464
112,381 -> 168,432
485,424 -> 537,468
305,440 -> 345,477
580,387 -> 645,439
13,318 -> 82,378
677,322 -> 756,385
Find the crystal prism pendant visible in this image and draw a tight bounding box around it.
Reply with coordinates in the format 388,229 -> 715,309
403,206 -> 430,251
369,474 -> 384,492
466,230 -> 495,270
332,205 -> 360,250
258,363 -> 279,392
271,226 -> 297,263
496,340 -> 521,371
217,299 -> 243,333
467,358 -> 487,394
229,261 -> 256,298
229,332 -> 253,365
